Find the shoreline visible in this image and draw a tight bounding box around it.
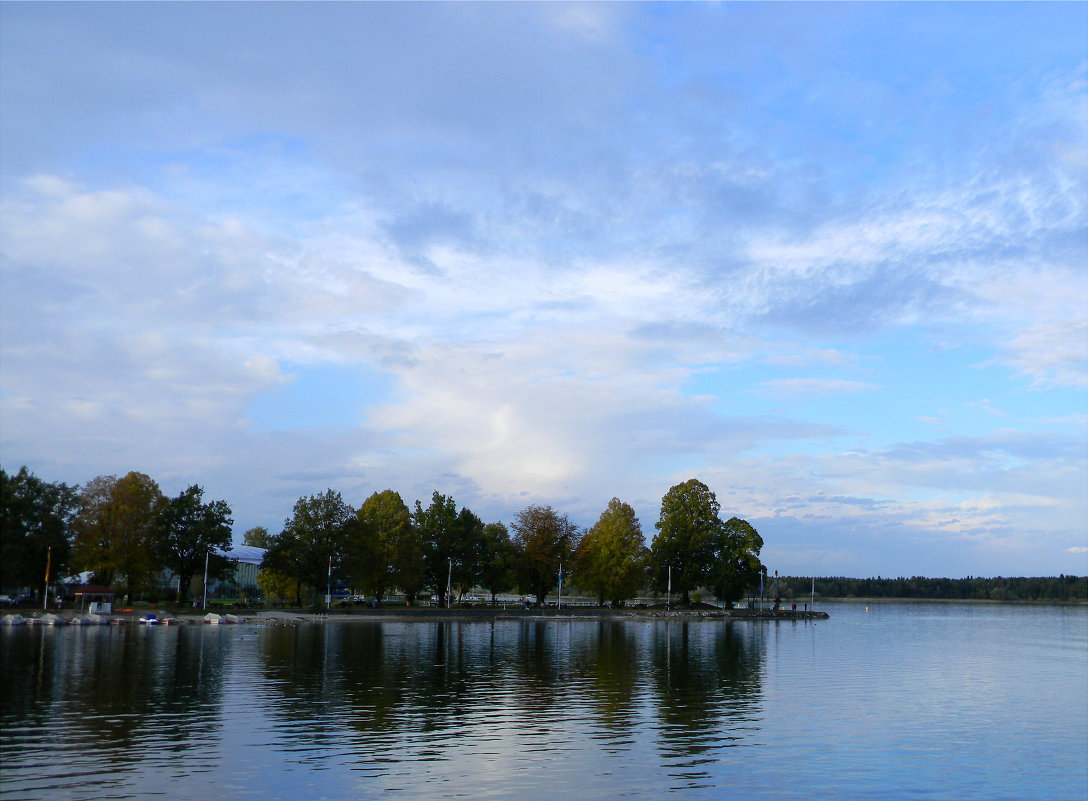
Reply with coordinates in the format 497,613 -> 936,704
249,607 -> 832,624
4,606 -> 830,626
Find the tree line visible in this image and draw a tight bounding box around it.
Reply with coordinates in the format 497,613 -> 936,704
773,574 -> 1087,603
8,464 -> 1080,607
1,466 -> 234,603
253,477 -> 765,608
2,467 -> 765,607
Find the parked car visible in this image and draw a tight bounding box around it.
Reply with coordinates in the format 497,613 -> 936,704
0,595 -> 14,607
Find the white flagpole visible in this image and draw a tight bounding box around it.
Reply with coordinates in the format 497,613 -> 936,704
43,546 -> 51,611
202,550 -> 209,611
327,554 -> 332,610
447,557 -> 452,609
558,562 -> 562,611
667,565 -> 671,611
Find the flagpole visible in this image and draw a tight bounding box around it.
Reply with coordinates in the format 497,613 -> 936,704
667,565 -> 671,612
43,546 -> 51,611
558,562 -> 562,611
202,550 -> 209,611
327,554 -> 332,611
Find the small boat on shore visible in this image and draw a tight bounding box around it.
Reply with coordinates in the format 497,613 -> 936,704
204,612 -> 243,625
139,613 -> 160,625
1,614 -> 27,626
69,614 -> 108,626
34,613 -> 66,626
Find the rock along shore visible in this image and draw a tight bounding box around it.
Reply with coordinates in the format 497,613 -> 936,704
249,606 -> 830,624
12,606 -> 827,626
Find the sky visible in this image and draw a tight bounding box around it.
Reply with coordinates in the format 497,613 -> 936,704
1,2 -> 1085,579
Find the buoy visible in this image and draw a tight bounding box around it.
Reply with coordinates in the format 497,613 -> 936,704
865,605 -> 869,612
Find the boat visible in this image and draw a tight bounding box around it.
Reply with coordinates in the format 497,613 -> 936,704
223,614 -> 243,624
204,612 -> 223,625
138,613 -> 160,625
34,613 -> 66,626
1,614 -> 27,626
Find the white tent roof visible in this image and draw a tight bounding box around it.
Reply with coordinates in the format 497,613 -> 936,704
216,545 -> 266,566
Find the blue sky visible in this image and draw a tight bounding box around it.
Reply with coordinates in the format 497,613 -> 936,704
1,2 -> 1085,578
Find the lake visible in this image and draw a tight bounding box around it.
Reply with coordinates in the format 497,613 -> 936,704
2,602 -> 1085,800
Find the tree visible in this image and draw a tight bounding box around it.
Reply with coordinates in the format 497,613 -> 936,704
511,505 -> 579,605
156,485 -> 233,604
262,489 -> 353,607
451,506 -> 487,601
243,526 -> 273,549
707,517 -> 764,607
344,489 -> 418,604
576,498 -> 649,605
479,521 -> 515,603
388,506 -> 426,605
257,567 -> 304,607
72,472 -> 166,597
415,491 -> 458,605
650,478 -> 724,605
0,466 -> 79,596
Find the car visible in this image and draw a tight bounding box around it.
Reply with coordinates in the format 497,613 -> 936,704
0,595 -> 13,607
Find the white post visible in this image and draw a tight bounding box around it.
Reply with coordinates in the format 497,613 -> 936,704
202,550 -> 210,611
43,546 -> 51,611
447,558 -> 452,609
558,562 -> 562,611
327,555 -> 332,610
667,565 -> 671,612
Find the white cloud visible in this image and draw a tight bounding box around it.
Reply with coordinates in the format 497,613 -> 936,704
755,378 -> 878,398
1,4 -> 1084,579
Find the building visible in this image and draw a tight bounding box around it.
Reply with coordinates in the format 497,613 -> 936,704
211,544 -> 266,599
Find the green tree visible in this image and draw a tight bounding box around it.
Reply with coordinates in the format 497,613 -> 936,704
262,489 -> 353,607
415,491 -> 458,605
650,478 -> 724,605
707,516 -> 764,607
451,506 -> 487,601
0,466 -> 79,596
345,489 -> 418,604
479,521 -> 515,602
576,498 -> 649,605
72,472 -> 166,597
243,526 -> 273,548
511,505 -> 579,605
257,568 -> 305,607
156,485 -> 233,604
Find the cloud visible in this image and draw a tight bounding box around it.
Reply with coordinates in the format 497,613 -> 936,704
1,4 -> 1084,579
755,379 -> 878,398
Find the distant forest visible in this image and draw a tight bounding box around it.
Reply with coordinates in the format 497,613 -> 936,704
772,574 -> 1086,603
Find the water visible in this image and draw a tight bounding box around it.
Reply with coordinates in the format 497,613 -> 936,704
2,603 -> 1085,800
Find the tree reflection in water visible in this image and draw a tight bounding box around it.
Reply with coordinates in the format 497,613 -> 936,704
0,626 -> 230,785
651,621 -> 764,786
254,617 -> 762,783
